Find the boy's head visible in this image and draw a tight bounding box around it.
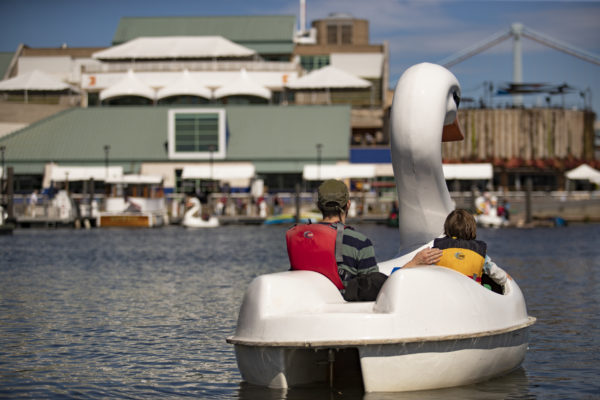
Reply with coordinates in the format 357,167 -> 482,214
444,209 -> 477,240
317,179 -> 349,218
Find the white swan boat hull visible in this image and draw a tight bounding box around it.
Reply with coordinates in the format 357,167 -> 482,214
228,63 -> 535,392
476,213 -> 508,228
182,197 -> 220,228
227,266 -> 534,392
182,216 -> 219,228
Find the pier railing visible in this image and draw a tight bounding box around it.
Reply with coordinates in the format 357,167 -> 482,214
6,189 -> 599,227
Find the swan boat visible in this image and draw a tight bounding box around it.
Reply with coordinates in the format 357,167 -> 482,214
227,63 -> 535,392
182,196 -> 219,228
476,213 -> 509,228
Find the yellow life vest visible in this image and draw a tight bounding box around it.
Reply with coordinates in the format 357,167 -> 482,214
433,237 -> 486,282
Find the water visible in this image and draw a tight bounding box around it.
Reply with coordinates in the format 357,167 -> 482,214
1,223 -> 599,399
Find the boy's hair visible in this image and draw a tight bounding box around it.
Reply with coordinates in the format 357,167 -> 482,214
444,209 -> 477,240
319,203 -> 348,219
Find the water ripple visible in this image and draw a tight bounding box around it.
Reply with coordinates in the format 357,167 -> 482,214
1,224 -> 599,398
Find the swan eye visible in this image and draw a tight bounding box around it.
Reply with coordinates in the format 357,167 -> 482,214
453,91 -> 461,108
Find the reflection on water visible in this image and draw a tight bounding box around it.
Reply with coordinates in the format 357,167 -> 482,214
1,224 -> 599,398
237,368 -> 531,400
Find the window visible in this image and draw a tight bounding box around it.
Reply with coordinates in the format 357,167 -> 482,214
300,55 -> 330,72
341,25 -> 353,44
168,109 -> 226,160
327,25 -> 338,44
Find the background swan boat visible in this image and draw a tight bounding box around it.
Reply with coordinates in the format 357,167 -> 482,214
182,196 -> 219,228
227,63 -> 535,392
0,205 -> 14,234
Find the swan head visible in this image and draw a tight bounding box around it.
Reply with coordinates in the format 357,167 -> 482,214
390,63 -> 464,254
185,196 -> 200,208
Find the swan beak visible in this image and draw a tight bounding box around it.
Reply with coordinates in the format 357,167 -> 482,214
442,117 -> 464,142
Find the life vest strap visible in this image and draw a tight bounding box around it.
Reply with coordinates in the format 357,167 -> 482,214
335,223 -> 344,263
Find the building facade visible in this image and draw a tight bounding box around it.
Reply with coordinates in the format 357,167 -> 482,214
0,12 -> 596,196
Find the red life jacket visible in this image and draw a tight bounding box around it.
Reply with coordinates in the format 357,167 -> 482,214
286,223 -> 345,289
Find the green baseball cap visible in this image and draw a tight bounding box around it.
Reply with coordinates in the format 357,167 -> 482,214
317,179 -> 349,210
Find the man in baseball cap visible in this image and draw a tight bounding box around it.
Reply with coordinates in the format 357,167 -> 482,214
287,179 -> 442,301
317,179 -> 350,219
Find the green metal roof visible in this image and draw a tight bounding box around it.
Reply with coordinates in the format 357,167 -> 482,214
0,105 -> 350,175
112,16 -> 296,55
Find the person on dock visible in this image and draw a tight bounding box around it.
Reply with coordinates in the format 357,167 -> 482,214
28,190 -> 38,217
433,209 -> 509,291
286,179 -> 442,301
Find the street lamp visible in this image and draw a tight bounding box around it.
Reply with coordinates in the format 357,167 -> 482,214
316,143 -> 323,182
208,144 -> 216,184
208,144 -> 217,191
103,145 -> 110,179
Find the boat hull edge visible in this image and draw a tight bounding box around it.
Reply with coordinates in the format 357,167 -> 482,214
232,324 -> 530,391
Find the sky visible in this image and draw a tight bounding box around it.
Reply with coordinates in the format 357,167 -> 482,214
1,0 -> 599,116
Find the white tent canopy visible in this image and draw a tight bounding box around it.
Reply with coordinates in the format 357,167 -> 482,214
442,163 -> 494,180
156,69 -> 212,100
213,69 -> 271,100
182,163 -> 256,187
0,70 -> 77,92
565,164 -> 600,184
286,65 -> 372,89
330,53 -> 384,78
303,164 -> 377,180
106,174 -> 163,185
100,70 -> 155,101
42,164 -> 124,188
92,36 -> 256,60
303,163 -> 493,181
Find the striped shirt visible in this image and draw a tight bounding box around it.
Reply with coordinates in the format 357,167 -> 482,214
321,222 -> 379,286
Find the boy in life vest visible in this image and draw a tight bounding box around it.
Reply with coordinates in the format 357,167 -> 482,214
433,209 -> 509,291
286,179 -> 442,301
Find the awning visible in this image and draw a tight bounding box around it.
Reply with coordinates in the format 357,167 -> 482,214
99,70 -> 155,101
303,163 -> 494,181
106,174 -> 163,185
303,164 -> 376,180
566,164 -> 600,184
213,69 -> 271,99
0,70 -> 77,92
42,164 -> 124,188
442,163 -> 493,180
92,36 -> 256,60
330,53 -> 384,78
156,69 -> 212,100
286,65 -> 372,89
182,163 -> 256,187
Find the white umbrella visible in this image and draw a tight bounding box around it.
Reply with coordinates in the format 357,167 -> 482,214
565,164 -> 600,184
